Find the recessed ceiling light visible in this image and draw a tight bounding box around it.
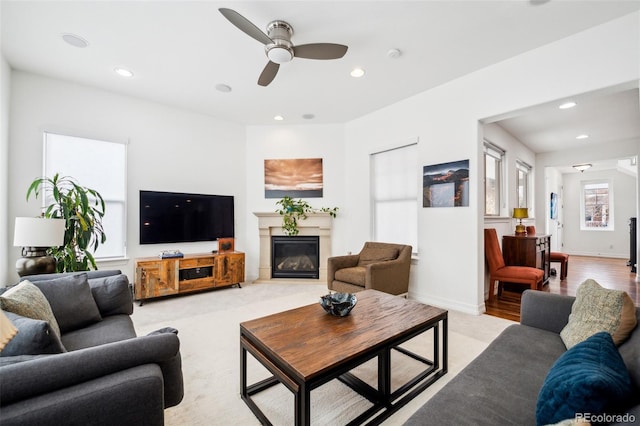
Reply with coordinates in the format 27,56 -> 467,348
387,48 -> 402,59
61,33 -> 89,48
302,114 -> 315,120
274,115 -> 284,121
576,134 -> 589,140
350,68 -> 365,78
559,101 -> 577,109
215,84 -> 232,93
114,67 -> 134,78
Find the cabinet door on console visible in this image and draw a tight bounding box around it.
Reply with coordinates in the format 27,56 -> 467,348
215,253 -> 245,286
135,260 -> 179,299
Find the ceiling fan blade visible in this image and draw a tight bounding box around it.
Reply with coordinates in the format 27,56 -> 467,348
258,61 -> 280,86
219,8 -> 272,45
293,43 -> 348,60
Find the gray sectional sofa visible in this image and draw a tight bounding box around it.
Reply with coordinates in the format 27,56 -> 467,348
405,290 -> 640,425
0,270 -> 183,426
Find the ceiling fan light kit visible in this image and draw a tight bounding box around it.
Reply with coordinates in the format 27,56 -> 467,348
219,8 -> 348,86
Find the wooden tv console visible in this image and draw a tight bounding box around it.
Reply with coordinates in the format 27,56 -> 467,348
134,251 -> 245,304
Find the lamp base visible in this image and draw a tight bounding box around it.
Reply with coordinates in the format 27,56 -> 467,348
15,247 -> 57,277
515,224 -> 526,235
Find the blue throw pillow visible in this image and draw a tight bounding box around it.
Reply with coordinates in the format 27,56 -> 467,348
536,331 -> 632,425
1,311 -> 66,356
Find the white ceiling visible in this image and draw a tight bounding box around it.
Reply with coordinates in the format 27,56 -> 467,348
492,86 -> 640,173
2,0 -> 639,166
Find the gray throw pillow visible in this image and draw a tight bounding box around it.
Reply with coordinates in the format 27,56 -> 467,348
88,274 -> 133,316
33,273 -> 102,333
0,280 -> 61,338
1,311 -> 66,356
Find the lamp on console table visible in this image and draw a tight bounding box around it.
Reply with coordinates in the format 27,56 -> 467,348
14,217 -> 65,277
512,208 -> 528,236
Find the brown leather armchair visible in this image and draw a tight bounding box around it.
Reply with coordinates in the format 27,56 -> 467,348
327,242 -> 412,295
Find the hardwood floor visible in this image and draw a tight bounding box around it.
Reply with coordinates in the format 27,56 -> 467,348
485,255 -> 639,322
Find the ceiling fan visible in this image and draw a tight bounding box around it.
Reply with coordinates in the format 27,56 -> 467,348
219,8 -> 348,87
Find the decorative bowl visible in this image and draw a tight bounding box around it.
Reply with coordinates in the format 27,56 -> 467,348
320,292 -> 357,317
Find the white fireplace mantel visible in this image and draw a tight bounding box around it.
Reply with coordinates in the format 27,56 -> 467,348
253,212 -> 332,283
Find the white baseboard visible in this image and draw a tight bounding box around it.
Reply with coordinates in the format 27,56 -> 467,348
408,291 -> 484,316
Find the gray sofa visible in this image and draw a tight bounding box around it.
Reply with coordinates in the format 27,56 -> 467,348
405,290 -> 640,425
0,270 -> 183,426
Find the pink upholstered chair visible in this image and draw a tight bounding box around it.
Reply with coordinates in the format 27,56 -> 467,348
484,228 -> 544,300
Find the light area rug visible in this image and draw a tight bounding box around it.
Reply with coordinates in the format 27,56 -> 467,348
132,282 -> 514,425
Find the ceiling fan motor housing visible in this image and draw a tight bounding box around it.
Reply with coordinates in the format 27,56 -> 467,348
265,20 -> 294,64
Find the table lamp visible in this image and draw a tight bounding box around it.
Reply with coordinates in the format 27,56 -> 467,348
512,208 -> 528,235
14,217 -> 65,277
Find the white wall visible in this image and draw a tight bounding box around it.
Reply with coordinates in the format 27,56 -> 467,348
537,137 -> 640,257
562,168 -> 636,258
3,13 -> 639,309
480,122 -> 537,298
344,12 -> 640,314
482,122 -> 537,218
0,54 -> 10,282
6,72 -> 245,283
244,124 -> 346,282
545,167 -> 564,251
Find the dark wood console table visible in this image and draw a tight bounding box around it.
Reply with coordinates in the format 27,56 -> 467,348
502,234 -> 551,284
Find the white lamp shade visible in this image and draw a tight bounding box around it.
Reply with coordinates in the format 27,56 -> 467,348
13,217 -> 65,247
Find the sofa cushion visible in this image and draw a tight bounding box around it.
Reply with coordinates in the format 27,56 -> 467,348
88,274 -> 133,316
358,247 -> 398,266
0,280 -> 61,338
33,273 -> 103,333
1,312 -> 66,356
618,308 -> 640,391
536,331 -> 633,425
405,324 -> 567,426
61,315 -> 137,351
334,266 -> 366,286
560,279 -> 637,349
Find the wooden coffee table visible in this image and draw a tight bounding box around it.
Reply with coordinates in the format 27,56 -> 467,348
240,289 -> 448,425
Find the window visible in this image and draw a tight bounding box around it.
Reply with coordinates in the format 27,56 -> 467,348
580,180 -> 613,230
484,141 -> 504,216
44,132 -> 127,259
371,143 -> 417,254
516,160 -> 532,209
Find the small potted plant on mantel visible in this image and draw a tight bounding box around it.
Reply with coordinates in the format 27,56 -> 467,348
275,196 -> 338,236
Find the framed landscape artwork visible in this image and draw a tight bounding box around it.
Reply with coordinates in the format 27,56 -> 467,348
423,159 -> 470,207
264,158 -> 324,198
550,192 -> 558,219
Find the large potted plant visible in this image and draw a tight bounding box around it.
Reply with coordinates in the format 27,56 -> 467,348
27,173 -> 106,272
275,196 -> 338,236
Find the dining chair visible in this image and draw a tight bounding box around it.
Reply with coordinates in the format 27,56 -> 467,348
484,228 -> 544,300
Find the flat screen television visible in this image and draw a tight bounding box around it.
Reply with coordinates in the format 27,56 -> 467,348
140,190 -> 234,245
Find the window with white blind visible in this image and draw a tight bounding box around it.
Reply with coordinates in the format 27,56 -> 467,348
516,160 -> 532,209
371,143 -> 418,254
484,141 -> 505,216
44,132 -> 127,259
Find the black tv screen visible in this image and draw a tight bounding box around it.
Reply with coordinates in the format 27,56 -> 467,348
140,190 -> 234,245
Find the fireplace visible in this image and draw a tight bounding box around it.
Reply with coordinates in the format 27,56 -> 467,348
254,212 -> 332,283
271,236 -> 320,279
